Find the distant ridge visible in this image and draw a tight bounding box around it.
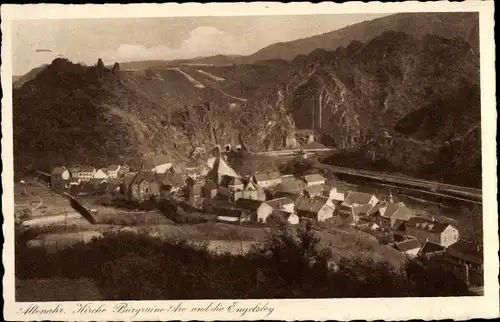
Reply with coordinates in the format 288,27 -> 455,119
16,13 -> 479,79
104,12 -> 480,70
245,12 -> 479,63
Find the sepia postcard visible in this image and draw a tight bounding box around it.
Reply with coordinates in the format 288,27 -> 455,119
1,2 -> 498,321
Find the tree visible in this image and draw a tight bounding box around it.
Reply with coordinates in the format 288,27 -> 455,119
280,156 -> 316,177
15,207 -> 32,224
460,205 -> 483,246
98,254 -> 164,300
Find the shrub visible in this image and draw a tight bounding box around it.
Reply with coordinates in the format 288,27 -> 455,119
15,207 -> 32,223
16,225 -> 471,300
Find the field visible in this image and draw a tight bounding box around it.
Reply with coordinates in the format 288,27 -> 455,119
15,180 -> 411,264
15,179 -> 467,301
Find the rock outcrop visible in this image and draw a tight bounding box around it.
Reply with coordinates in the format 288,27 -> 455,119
112,62 -> 120,75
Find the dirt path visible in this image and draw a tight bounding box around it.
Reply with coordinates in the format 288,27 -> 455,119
172,68 -> 205,88
197,69 -> 225,82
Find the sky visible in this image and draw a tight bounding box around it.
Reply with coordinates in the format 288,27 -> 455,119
12,14 -> 389,75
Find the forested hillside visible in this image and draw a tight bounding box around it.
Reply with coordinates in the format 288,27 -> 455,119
13,58 -> 294,175
13,12 -> 480,187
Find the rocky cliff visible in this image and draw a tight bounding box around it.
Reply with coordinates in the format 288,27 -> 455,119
13,58 -> 294,174
282,31 -> 480,187
13,16 -> 481,188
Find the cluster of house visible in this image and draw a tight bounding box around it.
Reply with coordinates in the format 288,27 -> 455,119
48,154 -> 482,286
49,164 -> 131,194
48,157 -> 215,195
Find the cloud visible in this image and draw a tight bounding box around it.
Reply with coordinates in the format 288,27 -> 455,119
101,26 -> 249,62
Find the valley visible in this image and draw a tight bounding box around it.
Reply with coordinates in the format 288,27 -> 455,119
12,11 -> 484,301
13,12 -> 480,189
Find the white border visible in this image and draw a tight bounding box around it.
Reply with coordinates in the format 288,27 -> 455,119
2,2 -> 498,321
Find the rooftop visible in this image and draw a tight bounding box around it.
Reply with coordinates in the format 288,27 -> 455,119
234,198 -> 265,211
406,217 -> 450,234
275,179 -> 305,193
352,204 -> 373,216
304,185 -> 324,196
79,166 -> 95,173
368,203 -> 386,215
185,161 -> 200,169
220,175 -> 243,187
447,241 -> 483,265
418,241 -> 445,255
391,218 -> 406,231
344,191 -> 375,206
303,173 -> 326,183
253,171 -> 281,182
295,196 -> 329,214
107,164 -> 120,171
51,166 -> 67,176
303,141 -> 327,149
394,239 -> 421,252
267,197 -> 294,210
216,208 -> 244,218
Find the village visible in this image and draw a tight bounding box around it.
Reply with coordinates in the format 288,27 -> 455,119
20,144 -> 483,289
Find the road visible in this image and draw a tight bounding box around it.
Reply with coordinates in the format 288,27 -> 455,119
241,146 -> 482,203
254,147 -> 335,156
314,163 -> 482,203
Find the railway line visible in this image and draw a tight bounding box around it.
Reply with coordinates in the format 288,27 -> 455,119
315,164 -> 482,203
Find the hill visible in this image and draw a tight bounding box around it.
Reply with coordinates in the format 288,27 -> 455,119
283,31 -> 480,187
98,12 -> 479,69
119,54 -> 245,70
13,64 -> 48,89
12,13 -> 481,188
246,12 -> 479,63
13,58 -> 295,175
